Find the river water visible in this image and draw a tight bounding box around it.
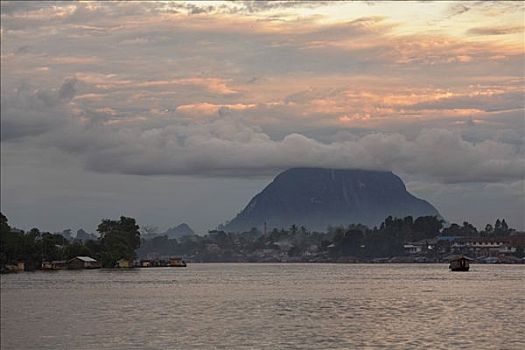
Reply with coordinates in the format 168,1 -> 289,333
1,264 -> 524,349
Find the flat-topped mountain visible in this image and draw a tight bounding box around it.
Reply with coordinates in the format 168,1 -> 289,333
223,168 -> 440,232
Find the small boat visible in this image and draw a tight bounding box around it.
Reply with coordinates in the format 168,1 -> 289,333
169,257 -> 187,267
449,255 -> 473,271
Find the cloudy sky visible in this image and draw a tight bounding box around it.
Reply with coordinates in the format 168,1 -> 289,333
1,1 -> 524,234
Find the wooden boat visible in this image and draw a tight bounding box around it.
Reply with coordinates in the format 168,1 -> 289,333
449,255 -> 473,271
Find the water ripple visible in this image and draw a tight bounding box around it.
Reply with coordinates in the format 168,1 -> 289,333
1,264 -> 524,349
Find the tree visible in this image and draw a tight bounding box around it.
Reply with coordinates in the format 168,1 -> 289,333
1,213 -> 11,234
495,219 -> 502,232
41,232 -> 66,261
461,221 -> 478,236
20,228 -> 42,270
64,242 -> 92,259
337,229 -> 364,256
501,219 -> 509,233
412,216 -> 443,240
494,218 -> 511,235
363,230 -> 403,258
97,216 -> 140,267
442,221 -> 477,236
0,213 -> 15,268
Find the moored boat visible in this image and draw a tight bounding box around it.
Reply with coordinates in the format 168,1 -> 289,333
449,255 -> 473,271
169,256 -> 187,267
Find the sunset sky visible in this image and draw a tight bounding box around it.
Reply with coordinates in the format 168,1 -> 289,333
1,1 -> 524,233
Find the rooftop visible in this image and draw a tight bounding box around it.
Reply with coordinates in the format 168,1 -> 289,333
74,256 -> 97,262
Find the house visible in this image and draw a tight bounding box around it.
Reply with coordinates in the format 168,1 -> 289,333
403,244 -> 422,254
42,260 -> 67,270
4,262 -> 24,273
42,261 -> 53,270
116,258 -> 133,268
140,259 -> 152,267
404,239 -> 436,255
67,256 -> 101,269
52,260 -> 67,270
452,237 -> 510,257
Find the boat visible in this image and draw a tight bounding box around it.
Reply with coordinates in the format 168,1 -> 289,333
169,257 -> 187,267
449,255 -> 473,271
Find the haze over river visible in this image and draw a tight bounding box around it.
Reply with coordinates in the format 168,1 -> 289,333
1,264 -> 524,349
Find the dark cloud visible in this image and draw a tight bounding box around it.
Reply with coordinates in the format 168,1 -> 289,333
0,1 -> 55,15
59,122 -> 525,182
1,79 -> 77,141
58,78 -> 78,101
2,80 -> 523,183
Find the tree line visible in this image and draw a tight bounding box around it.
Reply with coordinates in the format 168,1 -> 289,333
1,211 -> 520,270
138,215 -> 520,262
0,213 -> 140,271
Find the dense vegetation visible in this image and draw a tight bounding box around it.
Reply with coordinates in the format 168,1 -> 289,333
138,215 -> 520,262
1,211 -> 520,271
0,213 -> 140,270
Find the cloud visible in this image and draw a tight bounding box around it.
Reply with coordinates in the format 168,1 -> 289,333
0,78 -> 78,141
446,3 -> 471,18
2,79 -> 523,183
1,2 -> 523,186
407,91 -> 524,112
467,25 -> 525,36
176,103 -> 256,117
61,119 -> 525,183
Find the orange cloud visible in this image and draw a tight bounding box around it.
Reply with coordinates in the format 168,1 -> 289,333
177,103 -> 256,116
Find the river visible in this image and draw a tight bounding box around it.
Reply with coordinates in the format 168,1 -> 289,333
1,263 -> 524,349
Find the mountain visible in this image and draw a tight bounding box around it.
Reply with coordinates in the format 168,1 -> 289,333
56,229 -> 73,241
76,229 -> 98,242
223,168 -> 440,232
164,223 -> 195,239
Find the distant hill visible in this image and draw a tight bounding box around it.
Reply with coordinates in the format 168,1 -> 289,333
223,168 -> 440,232
76,229 -> 98,242
56,229 -> 73,241
164,223 -> 195,239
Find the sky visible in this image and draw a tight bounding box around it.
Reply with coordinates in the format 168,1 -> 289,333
1,1 -> 524,234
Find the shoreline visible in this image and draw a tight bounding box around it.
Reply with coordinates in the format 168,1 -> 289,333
3,260 -> 523,274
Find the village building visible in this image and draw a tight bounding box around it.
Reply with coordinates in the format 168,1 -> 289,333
42,261 -> 53,270
42,260 -> 67,270
452,237 -> 509,257
404,239 -> 437,255
140,259 -> 152,267
4,261 -> 24,273
52,260 -> 67,270
403,244 -> 422,255
67,256 -> 101,269
116,258 -> 133,268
